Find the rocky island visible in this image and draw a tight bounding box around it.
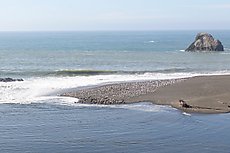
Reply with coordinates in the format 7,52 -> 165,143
185,32 -> 224,51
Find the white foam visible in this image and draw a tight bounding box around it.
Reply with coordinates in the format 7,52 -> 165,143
109,102 -> 175,112
1,71 -> 230,105
224,48 -> 230,51
220,52 -> 230,55
48,100 -> 176,113
182,112 -> 192,116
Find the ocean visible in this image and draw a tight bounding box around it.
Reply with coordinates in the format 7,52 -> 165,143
0,31 -> 230,152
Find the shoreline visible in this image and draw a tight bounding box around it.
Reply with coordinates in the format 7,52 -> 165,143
60,75 -> 230,114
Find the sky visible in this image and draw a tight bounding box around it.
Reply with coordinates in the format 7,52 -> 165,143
0,0 -> 230,31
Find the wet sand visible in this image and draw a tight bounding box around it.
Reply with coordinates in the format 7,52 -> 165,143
149,75 -> 230,113
61,75 -> 230,114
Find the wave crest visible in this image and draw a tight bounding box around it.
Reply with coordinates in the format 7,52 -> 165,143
53,68 -> 191,76
54,70 -> 118,76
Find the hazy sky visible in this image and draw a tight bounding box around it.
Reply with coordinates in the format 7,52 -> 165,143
0,0 -> 230,31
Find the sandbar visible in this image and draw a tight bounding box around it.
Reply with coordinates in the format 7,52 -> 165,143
61,75 -> 230,114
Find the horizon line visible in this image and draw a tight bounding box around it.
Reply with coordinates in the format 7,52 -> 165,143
0,29 -> 230,32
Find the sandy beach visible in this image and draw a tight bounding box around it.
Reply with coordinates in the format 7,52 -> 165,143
61,75 -> 230,114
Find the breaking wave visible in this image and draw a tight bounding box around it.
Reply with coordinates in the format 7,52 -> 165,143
53,69 -> 193,76
0,73 -> 191,104
1,70 -> 230,105
0,68 -> 199,77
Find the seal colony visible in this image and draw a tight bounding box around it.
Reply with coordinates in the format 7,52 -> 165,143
61,75 -> 230,114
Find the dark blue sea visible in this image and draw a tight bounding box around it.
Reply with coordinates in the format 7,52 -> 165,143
0,31 -> 230,153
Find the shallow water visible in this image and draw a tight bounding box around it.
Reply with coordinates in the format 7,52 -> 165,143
0,102 -> 230,153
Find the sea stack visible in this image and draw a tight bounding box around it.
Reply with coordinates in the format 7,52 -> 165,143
185,32 -> 224,51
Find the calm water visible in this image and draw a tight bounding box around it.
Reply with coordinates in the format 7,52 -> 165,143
1,103 -> 230,153
1,31 -> 230,77
0,31 -> 230,152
